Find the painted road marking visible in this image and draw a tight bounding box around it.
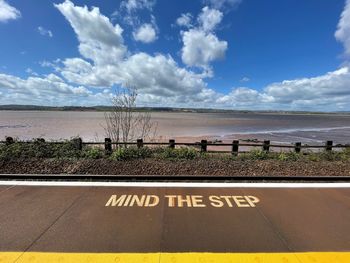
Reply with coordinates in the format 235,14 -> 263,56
1,184 -> 350,263
1,252 -> 350,263
1,181 -> 350,188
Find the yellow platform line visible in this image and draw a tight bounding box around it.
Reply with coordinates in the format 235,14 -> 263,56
1,252 -> 350,263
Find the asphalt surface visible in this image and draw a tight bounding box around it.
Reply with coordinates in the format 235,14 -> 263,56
0,182 -> 350,262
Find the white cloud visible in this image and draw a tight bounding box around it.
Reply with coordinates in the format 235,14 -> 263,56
198,6 -> 223,32
216,87 -> 271,108
335,0 -> 350,56
240,77 -> 250,82
203,0 -> 242,10
180,7 -> 227,68
117,0 -> 156,29
40,59 -> 61,71
215,67 -> 350,111
54,1 -> 208,99
181,29 -> 228,68
2,0 -> 350,111
265,67 -> 350,106
25,68 -> 39,76
60,53 -> 208,97
0,1 -> 226,108
121,53 -> 206,96
176,13 -> 193,28
38,26 -> 53,38
120,0 -> 155,13
0,72 -> 115,106
60,57 -> 111,87
133,23 -> 157,43
0,0 -> 20,22
55,0 -> 126,66
0,73 -> 95,104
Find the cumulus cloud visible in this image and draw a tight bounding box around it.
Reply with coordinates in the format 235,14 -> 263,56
180,6 -> 227,68
121,53 -> 206,96
120,0 -> 155,13
335,0 -> 350,56
198,6 -> 223,32
216,67 -> 350,111
211,0 -> 350,111
133,23 -> 157,43
176,13 -> 193,28
54,0 -> 207,101
55,0 -> 126,66
181,29 -> 227,68
203,0 -> 242,10
265,67 -> 350,105
2,0 -> 350,111
0,0 -> 20,22
38,26 -> 53,37
0,73 -> 98,105
25,68 -> 39,76
116,0 -> 157,31
216,87 -> 271,108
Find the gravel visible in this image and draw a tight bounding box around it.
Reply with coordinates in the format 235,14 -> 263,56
0,158 -> 349,176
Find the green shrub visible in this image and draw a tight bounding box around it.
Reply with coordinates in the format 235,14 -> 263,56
0,140 -> 82,159
0,141 -> 52,159
82,147 -> 105,159
111,147 -> 129,161
340,148 -> 350,161
50,141 -> 82,159
307,152 -> 321,162
320,151 -> 336,161
343,147 -> 350,155
158,147 -> 199,160
134,147 -> 153,159
277,152 -> 301,161
246,149 -> 269,160
277,152 -> 288,161
110,146 -> 153,160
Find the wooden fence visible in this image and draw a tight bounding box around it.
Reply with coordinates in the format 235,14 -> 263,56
1,136 -> 350,155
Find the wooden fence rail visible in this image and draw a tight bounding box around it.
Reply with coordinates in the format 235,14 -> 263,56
1,137 -> 350,155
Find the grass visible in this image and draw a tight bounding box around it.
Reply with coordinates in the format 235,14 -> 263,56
1,140 -> 350,162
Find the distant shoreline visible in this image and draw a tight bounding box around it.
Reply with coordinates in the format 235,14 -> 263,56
0,104 -> 349,115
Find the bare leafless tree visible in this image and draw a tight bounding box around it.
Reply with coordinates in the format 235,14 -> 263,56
104,86 -> 158,146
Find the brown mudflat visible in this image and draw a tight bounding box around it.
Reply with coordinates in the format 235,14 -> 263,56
0,184 -> 350,253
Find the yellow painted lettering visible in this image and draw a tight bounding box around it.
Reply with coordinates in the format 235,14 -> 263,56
105,195 -> 126,207
209,196 -> 224,208
191,195 -> 206,207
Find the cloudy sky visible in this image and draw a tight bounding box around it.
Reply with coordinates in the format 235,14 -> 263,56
0,0 -> 349,111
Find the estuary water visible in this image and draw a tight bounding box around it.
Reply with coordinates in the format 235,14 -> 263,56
1,111 -> 350,144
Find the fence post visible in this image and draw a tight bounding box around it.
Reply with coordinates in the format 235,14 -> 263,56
326,141 -> 333,151
201,140 -> 207,152
232,140 -> 239,155
73,137 -> 83,151
295,142 -> 301,153
169,139 -> 175,149
5,137 -> 14,146
263,140 -> 270,152
137,139 -> 144,148
105,138 -> 112,153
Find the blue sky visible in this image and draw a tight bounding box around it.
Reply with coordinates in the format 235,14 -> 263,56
0,0 -> 350,111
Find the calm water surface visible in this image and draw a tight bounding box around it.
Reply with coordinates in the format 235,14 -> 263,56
1,111 -> 350,144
